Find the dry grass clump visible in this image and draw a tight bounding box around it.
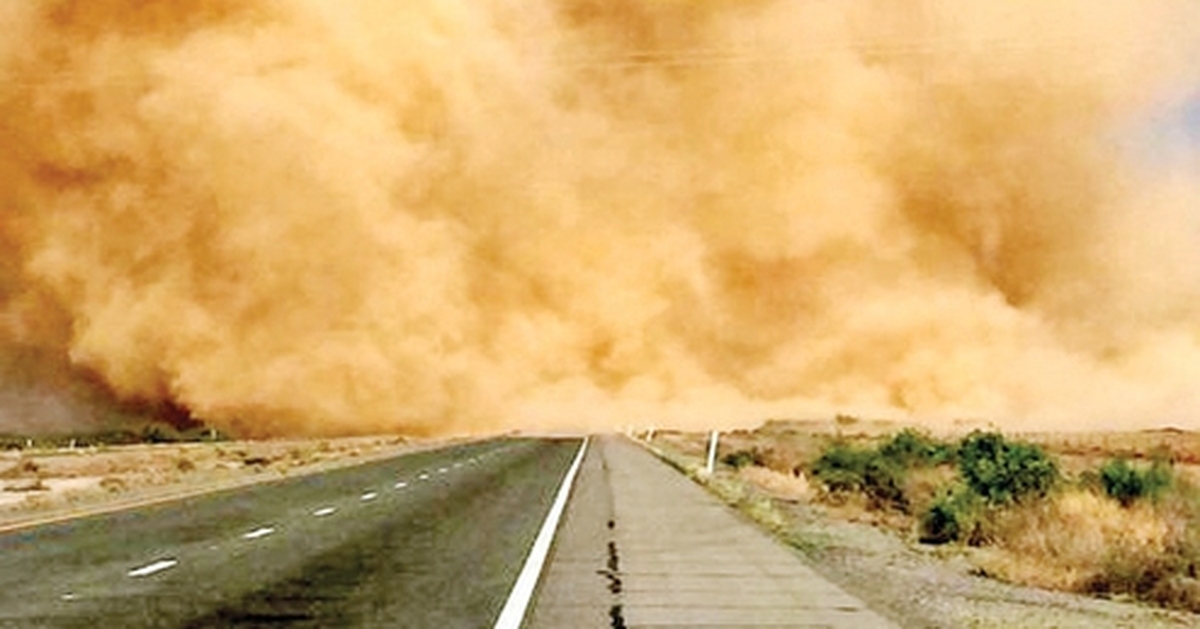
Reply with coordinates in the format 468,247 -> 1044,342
975,489 -> 1176,591
977,484 -> 1200,612
0,458 -> 40,478
737,465 -> 812,502
98,476 -> 126,493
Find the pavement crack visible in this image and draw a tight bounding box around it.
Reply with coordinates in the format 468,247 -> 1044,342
601,518 -> 626,628
596,442 -> 626,629
609,604 -> 627,629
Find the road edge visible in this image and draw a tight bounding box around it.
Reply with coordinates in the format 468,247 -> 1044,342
493,437 -> 590,629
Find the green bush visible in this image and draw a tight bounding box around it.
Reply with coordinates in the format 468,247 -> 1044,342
811,442 -> 908,510
862,455 -> 908,510
721,448 -> 766,469
957,431 -> 1058,505
811,443 -> 873,493
879,429 -> 955,467
920,487 -> 975,544
1099,458 -> 1172,507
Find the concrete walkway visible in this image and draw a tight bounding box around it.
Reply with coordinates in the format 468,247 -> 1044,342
526,436 -> 899,628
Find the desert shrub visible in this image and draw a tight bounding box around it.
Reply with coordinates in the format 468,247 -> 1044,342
140,425 -> 180,444
811,443 -> 873,493
1084,509 -> 1200,613
1147,576 -> 1200,613
3,478 -> 47,492
0,436 -> 25,450
958,431 -> 1058,505
721,448 -> 766,469
862,456 -> 908,510
1099,457 -> 1172,507
811,443 -> 908,510
1085,549 -> 1198,610
969,489 -> 1175,592
879,429 -> 955,467
920,488 -> 981,544
99,477 -> 126,493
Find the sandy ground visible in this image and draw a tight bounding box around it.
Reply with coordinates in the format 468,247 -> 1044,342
0,435 -> 458,530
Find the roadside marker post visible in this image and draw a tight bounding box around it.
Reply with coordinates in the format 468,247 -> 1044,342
705,430 -> 719,475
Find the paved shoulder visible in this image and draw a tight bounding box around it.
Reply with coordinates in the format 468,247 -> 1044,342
529,435 -> 900,628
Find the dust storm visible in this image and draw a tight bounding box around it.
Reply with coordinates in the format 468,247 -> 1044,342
0,0 -> 1198,437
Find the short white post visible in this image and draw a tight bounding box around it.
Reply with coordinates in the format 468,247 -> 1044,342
705,430 -> 719,475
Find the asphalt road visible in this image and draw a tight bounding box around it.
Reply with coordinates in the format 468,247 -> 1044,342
0,437 -> 581,628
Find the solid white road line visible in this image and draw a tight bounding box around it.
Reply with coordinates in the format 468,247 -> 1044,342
243,527 -> 275,540
313,507 -> 337,517
127,559 -> 179,578
361,491 -> 378,501
492,438 -> 589,629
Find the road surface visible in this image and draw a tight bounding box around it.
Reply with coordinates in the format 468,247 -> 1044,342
0,435 -> 895,628
0,437 -> 580,628
527,436 -> 898,628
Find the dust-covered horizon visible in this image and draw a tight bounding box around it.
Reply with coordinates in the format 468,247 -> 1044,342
1,0 -> 1199,437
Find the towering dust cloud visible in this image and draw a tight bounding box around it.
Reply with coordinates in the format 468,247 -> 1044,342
1,1 -> 1199,436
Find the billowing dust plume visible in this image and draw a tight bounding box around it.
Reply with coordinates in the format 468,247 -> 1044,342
1,0 -> 1199,436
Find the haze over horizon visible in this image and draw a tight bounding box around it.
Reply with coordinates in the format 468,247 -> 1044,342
1,1 -> 1199,437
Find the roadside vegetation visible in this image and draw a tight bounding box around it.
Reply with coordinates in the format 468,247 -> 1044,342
0,434 -> 410,523
0,423 -> 227,451
697,422 -> 1200,614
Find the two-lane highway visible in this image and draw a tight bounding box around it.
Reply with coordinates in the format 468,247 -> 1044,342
0,437 -> 582,628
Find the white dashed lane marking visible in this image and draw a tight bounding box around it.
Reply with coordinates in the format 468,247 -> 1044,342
109,452 -> 504,595
243,527 -> 276,540
127,559 -> 179,578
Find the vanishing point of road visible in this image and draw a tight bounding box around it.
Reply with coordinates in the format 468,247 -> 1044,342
0,436 -> 894,628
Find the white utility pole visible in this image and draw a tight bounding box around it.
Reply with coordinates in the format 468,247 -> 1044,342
705,430 -> 720,475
